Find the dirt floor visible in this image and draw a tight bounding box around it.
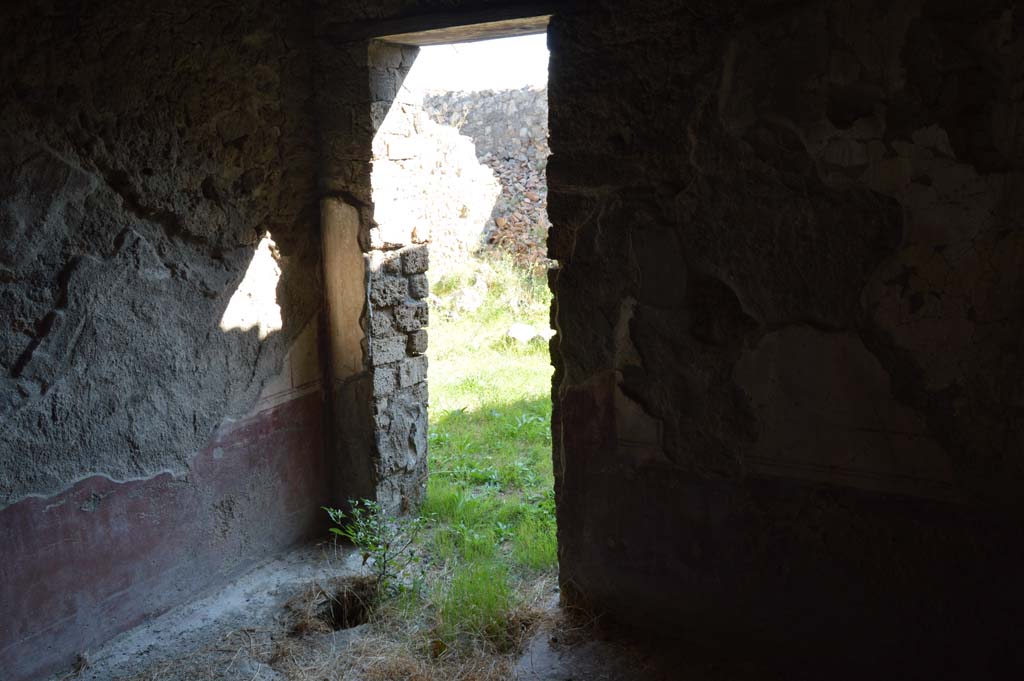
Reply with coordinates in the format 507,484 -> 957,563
49,543 -> 766,681
51,544 -> 360,681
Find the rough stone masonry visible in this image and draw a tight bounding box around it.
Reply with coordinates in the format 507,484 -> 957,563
366,242 -> 431,511
425,86 -> 552,269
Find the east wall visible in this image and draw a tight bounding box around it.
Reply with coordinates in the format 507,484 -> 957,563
548,0 -> 1024,673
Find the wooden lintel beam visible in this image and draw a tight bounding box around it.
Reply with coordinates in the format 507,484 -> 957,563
320,2 -> 564,44
379,15 -> 551,46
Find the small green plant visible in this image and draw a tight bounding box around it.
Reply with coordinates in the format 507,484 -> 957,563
323,499 -> 426,594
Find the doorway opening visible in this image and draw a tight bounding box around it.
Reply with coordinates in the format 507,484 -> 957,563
366,30 -> 558,674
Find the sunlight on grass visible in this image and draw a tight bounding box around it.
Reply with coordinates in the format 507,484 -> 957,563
333,255 -> 556,674
512,514 -> 558,571
436,561 -> 516,651
422,255 -> 556,652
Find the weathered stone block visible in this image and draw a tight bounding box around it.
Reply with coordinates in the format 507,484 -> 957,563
369,274 -> 408,308
407,329 -> 428,356
401,245 -> 429,274
399,355 -> 428,387
374,387 -> 428,486
373,401 -> 391,431
408,274 -> 429,300
369,41 -> 404,69
409,380 -> 429,404
415,302 -> 429,327
373,396 -> 392,429
394,301 -> 427,332
373,363 -> 398,395
382,253 -> 403,275
369,68 -> 398,102
370,309 -> 399,337
371,334 -> 407,366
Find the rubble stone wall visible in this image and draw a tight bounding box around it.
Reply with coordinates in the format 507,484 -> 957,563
372,93 -> 501,276
317,40 -> 437,513
425,87 -> 552,267
365,85 -> 552,276
365,236 -> 432,511
361,84 -> 553,508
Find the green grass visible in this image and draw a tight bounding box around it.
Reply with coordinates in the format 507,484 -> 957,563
315,256 -> 556,679
511,513 -> 558,571
435,561 -> 515,651
327,255 -> 556,669
420,255 -> 556,652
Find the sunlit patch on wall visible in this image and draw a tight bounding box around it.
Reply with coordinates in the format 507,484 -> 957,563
219,232 -> 282,339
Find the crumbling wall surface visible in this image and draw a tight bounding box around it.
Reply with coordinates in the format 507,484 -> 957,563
0,0 -> 320,505
549,0 -> 1024,673
424,87 -> 549,171
0,1 -> 323,678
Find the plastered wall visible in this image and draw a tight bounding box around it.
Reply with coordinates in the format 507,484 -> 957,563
548,0 -> 1024,672
0,1 -> 323,504
0,2 -> 326,678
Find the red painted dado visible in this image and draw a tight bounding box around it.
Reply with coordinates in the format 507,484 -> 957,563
0,390 -> 328,681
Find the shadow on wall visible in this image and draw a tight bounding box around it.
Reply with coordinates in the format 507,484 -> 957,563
0,230 -> 331,680
0,199 -> 318,506
0,205 -> 328,680
0,4 -> 423,681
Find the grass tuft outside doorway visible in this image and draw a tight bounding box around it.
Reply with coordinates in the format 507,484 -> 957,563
332,254 -> 558,679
